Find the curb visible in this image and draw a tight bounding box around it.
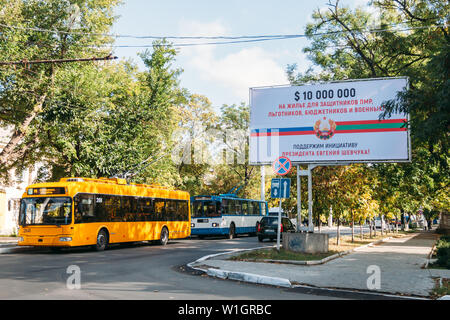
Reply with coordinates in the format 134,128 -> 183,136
237,237 -> 393,266
187,245 -> 292,287
206,268 -> 292,287
423,243 -> 437,269
187,237 -> 393,289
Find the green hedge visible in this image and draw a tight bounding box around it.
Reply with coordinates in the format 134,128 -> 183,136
435,235 -> 450,269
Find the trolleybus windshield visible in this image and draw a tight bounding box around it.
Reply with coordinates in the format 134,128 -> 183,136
19,197 -> 72,226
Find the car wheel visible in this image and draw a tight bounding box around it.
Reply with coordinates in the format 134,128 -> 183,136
258,235 -> 264,242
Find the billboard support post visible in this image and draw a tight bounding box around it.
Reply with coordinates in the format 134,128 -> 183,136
260,165 -> 265,202
307,164 -> 318,233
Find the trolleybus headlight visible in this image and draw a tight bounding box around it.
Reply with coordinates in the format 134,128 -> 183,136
191,223 -> 195,228
59,237 -> 72,242
18,237 -> 24,242
212,223 -> 219,227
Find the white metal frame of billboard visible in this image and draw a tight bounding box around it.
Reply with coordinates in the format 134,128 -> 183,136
249,77 -> 411,165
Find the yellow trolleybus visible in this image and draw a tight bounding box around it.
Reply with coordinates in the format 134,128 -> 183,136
17,177 -> 190,251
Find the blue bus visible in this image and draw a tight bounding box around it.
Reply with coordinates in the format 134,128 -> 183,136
190,194 -> 268,239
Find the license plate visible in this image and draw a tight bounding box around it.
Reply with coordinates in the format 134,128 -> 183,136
265,229 -> 275,233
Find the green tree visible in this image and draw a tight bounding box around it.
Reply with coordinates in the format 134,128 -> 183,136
0,0 -> 119,178
206,103 -> 261,199
288,0 -> 449,233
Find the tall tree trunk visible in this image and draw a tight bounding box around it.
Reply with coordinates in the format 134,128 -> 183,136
0,94 -> 47,167
336,217 -> 340,245
369,219 -> 373,238
396,216 -> 399,233
351,210 -> 354,243
360,219 -> 363,240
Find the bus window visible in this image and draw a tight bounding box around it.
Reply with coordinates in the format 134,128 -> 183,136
242,201 -> 248,215
74,194 -> 95,223
221,199 -> 229,215
177,201 -> 189,221
222,199 -> 236,215
108,196 -> 122,222
166,200 -> 177,220
154,199 -> 165,221
260,202 -> 266,215
204,201 -> 220,217
192,202 -> 203,217
141,198 -> 153,221
234,200 -> 242,215
252,202 -> 260,215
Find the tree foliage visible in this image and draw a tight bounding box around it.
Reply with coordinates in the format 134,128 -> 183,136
286,0 -> 449,227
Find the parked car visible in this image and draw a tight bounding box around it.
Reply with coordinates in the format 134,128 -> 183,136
374,217 -> 387,229
257,216 -> 295,242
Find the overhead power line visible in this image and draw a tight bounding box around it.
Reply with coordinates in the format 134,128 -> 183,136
0,22 -> 444,44
0,54 -> 117,66
88,24 -> 446,48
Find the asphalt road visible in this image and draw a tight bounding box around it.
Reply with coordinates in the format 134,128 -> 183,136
0,227 -> 372,300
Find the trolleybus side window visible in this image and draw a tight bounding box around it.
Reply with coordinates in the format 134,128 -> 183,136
74,194 -> 95,223
234,200 -> 242,215
242,201 -> 248,215
177,200 -> 189,220
166,199 -> 177,220
154,199 -> 165,221
260,202 -> 266,215
74,193 -> 189,223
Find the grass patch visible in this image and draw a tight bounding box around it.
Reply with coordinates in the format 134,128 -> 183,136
230,232 -> 410,263
328,233 -> 408,252
229,248 -> 335,262
431,278 -> 450,299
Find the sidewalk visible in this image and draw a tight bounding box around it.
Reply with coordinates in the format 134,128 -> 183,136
0,237 -> 18,245
189,231 -> 443,298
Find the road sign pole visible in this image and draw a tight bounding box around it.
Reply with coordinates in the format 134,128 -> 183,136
297,165 -> 301,231
277,197 -> 282,252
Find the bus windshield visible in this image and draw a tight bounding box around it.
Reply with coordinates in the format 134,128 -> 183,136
19,197 -> 72,226
192,201 -> 220,218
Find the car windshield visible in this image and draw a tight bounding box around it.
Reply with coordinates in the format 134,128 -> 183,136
19,197 -> 72,226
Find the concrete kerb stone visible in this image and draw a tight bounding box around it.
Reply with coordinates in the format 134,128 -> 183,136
206,268 -> 292,287
187,245 -> 293,288
187,237 -> 394,288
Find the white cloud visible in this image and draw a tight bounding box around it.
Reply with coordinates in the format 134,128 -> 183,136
192,47 -> 287,99
178,20 -> 288,105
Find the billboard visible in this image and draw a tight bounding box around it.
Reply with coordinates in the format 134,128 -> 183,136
249,77 -> 410,164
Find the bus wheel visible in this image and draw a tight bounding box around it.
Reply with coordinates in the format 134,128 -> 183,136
159,227 -> 169,246
228,223 -> 236,240
95,229 -> 108,251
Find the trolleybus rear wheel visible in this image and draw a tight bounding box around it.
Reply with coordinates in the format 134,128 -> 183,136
159,227 -> 169,245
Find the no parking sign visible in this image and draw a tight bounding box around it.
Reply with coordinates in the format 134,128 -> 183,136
272,156 -> 292,176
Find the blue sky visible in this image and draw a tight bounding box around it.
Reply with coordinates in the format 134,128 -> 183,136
111,0 -> 369,110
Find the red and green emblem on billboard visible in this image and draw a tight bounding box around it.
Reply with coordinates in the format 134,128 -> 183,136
314,117 -> 337,140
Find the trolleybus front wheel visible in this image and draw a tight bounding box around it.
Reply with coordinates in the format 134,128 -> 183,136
94,229 -> 109,251
228,223 -> 236,240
